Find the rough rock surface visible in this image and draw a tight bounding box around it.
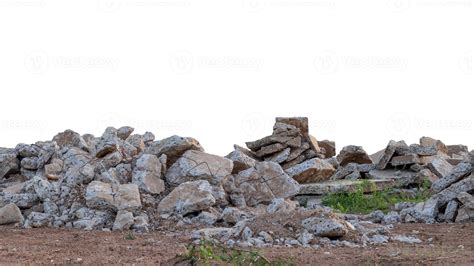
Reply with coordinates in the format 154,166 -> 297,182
431,162 -> 472,193
0,203 -> 24,225
285,158 -> 336,183
225,146 -> 258,174
336,146 -> 373,166
301,216 -> 349,238
132,154 -> 165,194
229,162 -> 300,207
158,180 -> 216,216
145,135 -> 203,168
165,150 -> 233,185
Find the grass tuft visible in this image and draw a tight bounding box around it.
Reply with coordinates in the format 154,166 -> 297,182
322,180 -> 431,214
124,231 -> 136,240
184,240 -> 295,266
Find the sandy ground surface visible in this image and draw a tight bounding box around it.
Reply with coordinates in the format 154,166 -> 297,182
0,223 -> 473,265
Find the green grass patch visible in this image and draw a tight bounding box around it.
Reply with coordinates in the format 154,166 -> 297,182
124,231 -> 136,240
322,180 -> 431,214
183,240 -> 295,266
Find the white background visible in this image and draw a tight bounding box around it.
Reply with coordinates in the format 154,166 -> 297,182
1,0 -> 473,156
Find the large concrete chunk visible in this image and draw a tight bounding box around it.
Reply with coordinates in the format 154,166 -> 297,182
255,143 -> 286,158
455,206 -> 474,223
115,184 -> 141,211
431,174 -> 474,206
298,179 -> 395,195
285,158 -> 336,183
0,152 -> 20,179
265,148 -> 291,164
275,117 -> 309,135
85,181 -> 142,211
145,135 -> 204,168
85,181 -> 115,210
132,154 -> 165,194
329,163 -> 374,180
390,154 -> 420,166
457,192 -> 474,209
95,127 -> 119,158
158,180 -> 216,216
336,145 -> 372,166
233,162 -> 300,206
225,146 -> 258,174
428,156 -> 454,178
245,135 -> 295,152
52,129 -> 89,151
431,162 -> 472,193
318,140 -> 336,158
444,200 -> 459,222
112,210 -> 134,231
376,140 -> 398,170
302,217 -> 349,238
367,169 -> 418,187
447,145 -> 469,157
0,203 -> 24,225
420,136 -> 448,154
400,198 -> 439,224
409,144 -> 438,156
165,150 -> 233,185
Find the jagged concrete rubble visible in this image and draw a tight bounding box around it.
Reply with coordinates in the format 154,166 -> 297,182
1,118 -> 473,249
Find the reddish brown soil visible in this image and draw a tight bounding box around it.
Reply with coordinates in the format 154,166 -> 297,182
0,223 -> 473,265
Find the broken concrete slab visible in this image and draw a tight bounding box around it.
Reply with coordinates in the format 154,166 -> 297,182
297,179 -> 396,195
256,143 -> 286,158
390,154 -> 420,167
145,135 -> 204,168
366,169 -> 418,187
317,140 -> 336,158
265,148 -> 291,164
165,150 -> 233,186
232,162 -> 300,206
336,145 -> 372,166
376,140 -> 397,170
225,146 -> 258,174
447,145 -> 469,157
420,137 -> 448,154
285,158 -> 336,183
428,156 -> 454,178
431,162 -> 472,193
431,174 -> 474,206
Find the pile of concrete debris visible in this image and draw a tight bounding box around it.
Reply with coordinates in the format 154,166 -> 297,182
0,117 -> 473,249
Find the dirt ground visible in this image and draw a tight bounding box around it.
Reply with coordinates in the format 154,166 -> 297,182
0,223 -> 473,265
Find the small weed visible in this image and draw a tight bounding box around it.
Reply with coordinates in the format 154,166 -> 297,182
124,231 -> 136,240
322,180 -> 431,214
184,240 -> 295,265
